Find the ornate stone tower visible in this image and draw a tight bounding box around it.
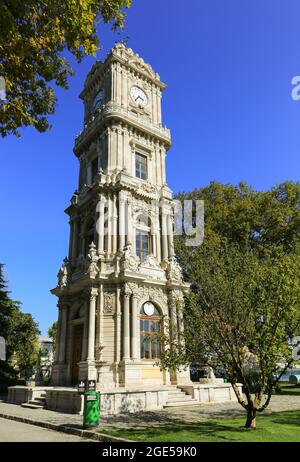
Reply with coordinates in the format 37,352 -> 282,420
51,44 -> 190,389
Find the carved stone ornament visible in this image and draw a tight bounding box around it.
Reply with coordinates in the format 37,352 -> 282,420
166,257 -> 183,283
57,257 -> 69,289
137,181 -> 157,196
86,242 -> 99,278
134,285 -> 168,307
119,244 -> 140,273
168,289 -> 184,308
103,291 -> 115,314
147,255 -> 160,268
112,43 -> 160,82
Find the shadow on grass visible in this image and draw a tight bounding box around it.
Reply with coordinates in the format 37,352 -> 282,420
101,409 -> 300,442
266,410 -> 300,427
102,421 -> 246,442
102,406 -> 244,428
274,384 -> 300,396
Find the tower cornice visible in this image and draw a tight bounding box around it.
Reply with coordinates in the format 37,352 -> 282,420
80,43 -> 166,100
74,101 -> 171,156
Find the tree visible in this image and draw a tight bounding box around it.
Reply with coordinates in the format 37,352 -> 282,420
10,312 -> 40,378
176,181 -> 300,253
48,321 -> 58,356
0,264 -> 40,380
0,0 -> 132,137
160,182 -> 300,429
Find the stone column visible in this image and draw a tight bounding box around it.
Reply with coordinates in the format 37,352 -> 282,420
68,220 -> 73,261
167,213 -> 175,258
115,287 -> 121,364
111,63 -> 116,101
161,208 -> 168,261
131,295 -> 139,360
97,195 -> 105,254
177,306 -> 185,349
126,199 -> 132,246
154,204 -> 161,261
151,233 -> 156,257
55,307 -> 62,362
71,218 -> 78,261
170,303 -> 177,335
157,90 -> 162,125
123,292 -> 130,360
119,193 -> 126,251
112,194 -> 118,253
98,284 -> 104,361
107,195 -> 112,255
81,302 -> 88,361
161,150 -> 166,184
87,289 -> 98,361
58,305 -> 68,363
152,87 -> 158,125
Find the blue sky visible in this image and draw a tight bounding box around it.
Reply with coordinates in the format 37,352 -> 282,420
1,0 -> 300,334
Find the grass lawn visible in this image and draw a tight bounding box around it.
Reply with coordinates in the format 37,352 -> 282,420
99,410 -> 300,442
275,383 -> 300,396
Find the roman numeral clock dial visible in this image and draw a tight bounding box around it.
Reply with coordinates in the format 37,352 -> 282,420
130,85 -> 148,108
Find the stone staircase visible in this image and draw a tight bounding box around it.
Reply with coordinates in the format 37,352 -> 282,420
21,393 -> 46,410
164,387 -> 198,408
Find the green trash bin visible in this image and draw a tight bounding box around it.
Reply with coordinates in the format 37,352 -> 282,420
83,391 -> 100,428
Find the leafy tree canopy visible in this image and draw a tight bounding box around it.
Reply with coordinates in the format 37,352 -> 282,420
48,320 -> 58,354
161,181 -> 300,428
0,264 -> 40,379
0,0 -> 132,137
176,181 -> 300,254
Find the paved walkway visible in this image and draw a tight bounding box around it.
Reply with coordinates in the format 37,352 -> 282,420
0,417 -> 92,442
0,394 -> 299,432
101,394 -> 300,429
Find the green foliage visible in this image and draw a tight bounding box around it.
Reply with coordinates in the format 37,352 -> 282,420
0,0 -> 132,137
48,320 -> 58,354
10,312 -> 40,377
162,181 -> 300,428
0,264 -> 40,380
176,181 -> 300,253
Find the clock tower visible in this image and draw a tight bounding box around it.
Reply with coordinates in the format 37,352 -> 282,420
51,43 -> 191,390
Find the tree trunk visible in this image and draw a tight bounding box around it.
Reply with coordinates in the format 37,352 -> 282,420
245,409 -> 257,429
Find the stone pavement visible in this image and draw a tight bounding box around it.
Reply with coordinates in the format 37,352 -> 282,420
0,399 -> 129,441
0,394 -> 300,434
101,394 -> 300,430
0,417 -> 92,442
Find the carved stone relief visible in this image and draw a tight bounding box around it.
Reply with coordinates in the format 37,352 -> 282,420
103,291 -> 115,314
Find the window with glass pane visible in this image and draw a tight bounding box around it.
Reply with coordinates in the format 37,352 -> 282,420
140,316 -> 161,360
135,153 -> 147,180
136,229 -> 149,261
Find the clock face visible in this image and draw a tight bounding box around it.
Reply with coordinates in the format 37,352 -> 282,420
130,86 -> 148,107
93,89 -> 104,110
143,301 -> 155,316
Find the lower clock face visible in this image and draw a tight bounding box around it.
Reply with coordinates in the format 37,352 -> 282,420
143,301 -> 155,316
130,86 -> 148,107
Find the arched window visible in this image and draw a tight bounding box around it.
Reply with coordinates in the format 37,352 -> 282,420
140,302 -> 161,360
136,213 -> 151,262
